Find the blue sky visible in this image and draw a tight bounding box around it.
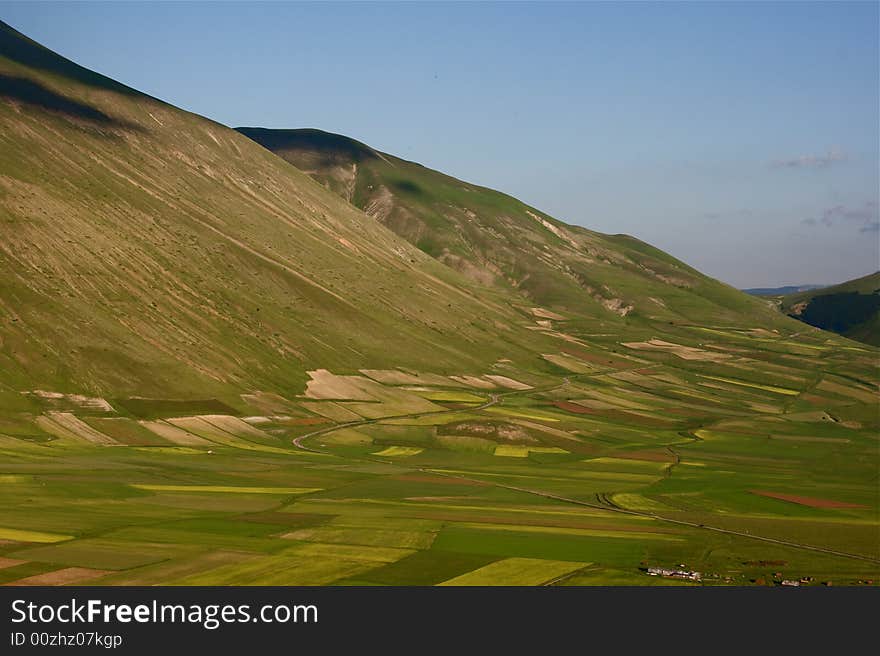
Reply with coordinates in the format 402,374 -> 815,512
2,1 -> 877,287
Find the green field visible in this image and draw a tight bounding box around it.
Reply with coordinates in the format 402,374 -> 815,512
1,342 -> 877,586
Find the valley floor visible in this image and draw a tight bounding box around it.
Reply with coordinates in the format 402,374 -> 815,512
1,321 -> 878,586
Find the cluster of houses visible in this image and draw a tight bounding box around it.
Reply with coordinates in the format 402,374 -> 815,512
643,565 -> 861,586
777,575 -> 814,587
646,567 -> 702,581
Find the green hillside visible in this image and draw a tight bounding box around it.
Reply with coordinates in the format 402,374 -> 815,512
0,22 -> 877,587
0,21 -> 566,401
237,128 -> 785,328
780,272 -> 880,346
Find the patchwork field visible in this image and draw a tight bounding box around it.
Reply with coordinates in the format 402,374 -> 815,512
1,321 -> 877,587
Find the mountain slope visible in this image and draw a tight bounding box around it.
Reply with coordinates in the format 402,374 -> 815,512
0,21 -> 559,399
236,127 -> 785,327
780,272 -> 880,346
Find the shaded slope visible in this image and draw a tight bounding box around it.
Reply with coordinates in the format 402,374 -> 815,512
0,21 -> 557,398
237,127 -> 786,328
781,272 -> 880,346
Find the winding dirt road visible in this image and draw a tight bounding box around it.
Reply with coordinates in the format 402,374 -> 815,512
291,374 -> 879,565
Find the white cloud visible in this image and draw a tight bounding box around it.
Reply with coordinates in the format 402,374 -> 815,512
772,148 -> 847,169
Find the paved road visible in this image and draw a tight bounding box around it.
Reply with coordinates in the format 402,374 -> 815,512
421,467 -> 880,564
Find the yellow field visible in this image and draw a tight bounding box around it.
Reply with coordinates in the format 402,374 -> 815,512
132,446 -> 208,455
493,444 -> 530,457
0,474 -> 31,483
438,557 -> 587,586
611,493 -> 671,512
372,446 -> 424,457
0,526 -> 74,543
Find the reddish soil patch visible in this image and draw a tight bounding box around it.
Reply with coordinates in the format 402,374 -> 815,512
614,449 -> 675,463
8,567 -> 109,586
751,490 -> 867,509
663,407 -> 706,418
801,394 -> 835,406
286,417 -> 329,426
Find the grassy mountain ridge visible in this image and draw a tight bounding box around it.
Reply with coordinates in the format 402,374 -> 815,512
0,20 -> 558,399
780,272 -> 880,346
237,127 -> 785,328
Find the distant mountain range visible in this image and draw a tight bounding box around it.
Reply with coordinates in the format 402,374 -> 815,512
743,284 -> 826,296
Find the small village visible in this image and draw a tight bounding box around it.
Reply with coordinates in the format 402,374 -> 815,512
645,567 -> 702,582
641,565 -> 864,586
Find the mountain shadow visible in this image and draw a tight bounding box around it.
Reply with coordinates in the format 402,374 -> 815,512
0,73 -> 143,131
